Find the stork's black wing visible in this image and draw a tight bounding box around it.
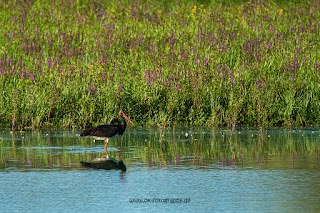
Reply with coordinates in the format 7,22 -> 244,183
80,124 -> 124,138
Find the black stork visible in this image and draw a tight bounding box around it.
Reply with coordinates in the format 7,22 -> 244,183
80,110 -> 133,158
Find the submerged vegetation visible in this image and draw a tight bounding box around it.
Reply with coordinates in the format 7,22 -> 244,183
1,128 -> 320,170
0,0 -> 320,129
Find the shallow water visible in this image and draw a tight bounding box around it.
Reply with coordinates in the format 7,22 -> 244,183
1,127 -> 320,212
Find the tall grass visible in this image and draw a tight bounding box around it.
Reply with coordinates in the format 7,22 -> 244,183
0,0 -> 320,129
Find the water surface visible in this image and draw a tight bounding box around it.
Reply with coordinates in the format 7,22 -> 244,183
1,127 -> 320,212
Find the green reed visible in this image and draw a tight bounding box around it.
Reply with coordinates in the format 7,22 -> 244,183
0,0 -> 320,129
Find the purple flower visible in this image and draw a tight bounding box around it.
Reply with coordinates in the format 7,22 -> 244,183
20,71 -> 26,78
269,25 -> 273,32
175,84 -> 179,91
48,58 -> 52,68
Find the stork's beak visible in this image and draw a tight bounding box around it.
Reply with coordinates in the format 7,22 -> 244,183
122,112 -> 134,124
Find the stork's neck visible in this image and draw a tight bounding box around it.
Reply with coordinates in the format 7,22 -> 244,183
119,114 -> 126,133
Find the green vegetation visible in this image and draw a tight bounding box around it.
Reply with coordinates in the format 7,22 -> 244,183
0,0 -> 319,129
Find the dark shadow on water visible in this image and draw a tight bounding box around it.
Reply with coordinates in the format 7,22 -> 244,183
80,157 -> 127,172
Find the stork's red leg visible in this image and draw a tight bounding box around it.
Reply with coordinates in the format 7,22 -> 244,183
104,139 -> 109,158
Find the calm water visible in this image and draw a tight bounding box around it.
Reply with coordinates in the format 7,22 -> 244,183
1,127 -> 320,212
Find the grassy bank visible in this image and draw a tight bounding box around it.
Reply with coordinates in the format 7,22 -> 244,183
0,0 -> 320,129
